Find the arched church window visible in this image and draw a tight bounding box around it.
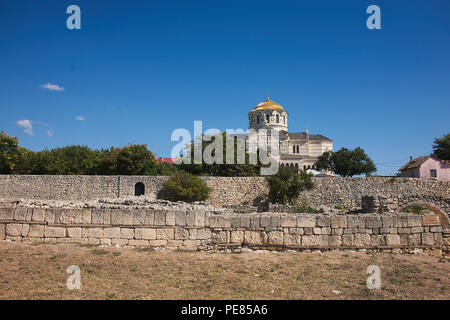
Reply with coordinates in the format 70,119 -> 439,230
292,146 -> 296,153
257,115 -> 260,123
135,182 -> 145,196
266,114 -> 270,123
276,114 -> 279,123
303,165 -> 307,171
295,163 -> 298,168
296,145 -> 299,153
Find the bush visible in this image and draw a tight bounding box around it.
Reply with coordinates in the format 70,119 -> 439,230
163,171 -> 211,203
266,166 -> 314,205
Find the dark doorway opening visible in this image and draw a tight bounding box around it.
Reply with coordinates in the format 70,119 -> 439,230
135,182 -> 145,196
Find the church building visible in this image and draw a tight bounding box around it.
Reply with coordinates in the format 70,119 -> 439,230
246,97 -> 333,171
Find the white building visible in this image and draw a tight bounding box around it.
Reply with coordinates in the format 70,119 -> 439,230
245,97 -> 333,170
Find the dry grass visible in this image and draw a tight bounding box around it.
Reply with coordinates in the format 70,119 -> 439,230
0,242 -> 448,300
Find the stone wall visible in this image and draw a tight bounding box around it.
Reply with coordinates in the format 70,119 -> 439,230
1,207 -> 448,253
0,175 -> 449,212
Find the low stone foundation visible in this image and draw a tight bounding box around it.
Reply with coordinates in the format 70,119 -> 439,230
1,207 -> 448,255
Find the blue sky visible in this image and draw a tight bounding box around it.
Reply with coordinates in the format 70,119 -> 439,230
0,0 -> 449,175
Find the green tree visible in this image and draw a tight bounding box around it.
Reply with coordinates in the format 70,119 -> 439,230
115,144 -> 158,175
163,170 -> 211,202
0,131 -> 28,173
266,166 -> 314,204
433,133 -> 450,160
315,147 -> 376,177
42,145 -> 103,175
179,132 -> 260,176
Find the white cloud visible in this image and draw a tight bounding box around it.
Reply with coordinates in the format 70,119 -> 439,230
75,116 -> 86,121
17,119 -> 33,136
40,83 -> 64,91
47,130 -> 54,137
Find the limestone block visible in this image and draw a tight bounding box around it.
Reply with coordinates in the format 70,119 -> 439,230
250,216 -> 260,229
230,230 -> 244,243
103,227 -> 121,239
268,231 -> 284,245
321,227 -> 331,235
284,234 -> 301,246
329,235 -> 342,247
194,212 -> 205,227
88,238 -> 100,245
88,228 -> 103,238
133,210 -> 146,225
67,227 -> 82,238
186,211 -> 195,226
433,233 -> 442,244
82,209 -> 92,224
342,235 -> 353,246
317,235 -> 329,246
14,208 -> 27,221
25,208 -> 33,221
44,226 -> 66,238
240,216 -> 251,228
21,224 -> 29,237
331,228 -> 343,236
270,215 -> 280,227
197,229 -> 211,240
422,233 -> 434,246
111,211 -> 122,225
91,209 -> 104,224
398,227 -> 411,234
182,240 -> 200,247
365,216 -> 382,228
100,239 -> 111,245
385,234 -> 400,246
44,209 -> 56,223
144,210 -> 155,225
331,216 -> 347,228
129,240 -> 149,246
31,208 -> 45,221
174,228 -> 190,240
347,216 -> 364,228
166,211 -> 176,226
411,227 -> 423,233
297,215 -> 315,228
408,234 -> 421,246
260,215 -> 271,228
289,228 -> 304,235
121,210 -> 134,225
301,235 -> 319,246
156,228 -> 174,240
0,208 -> 14,220
154,210 -> 166,225
175,210 -> 186,226
407,216 -> 422,227
313,228 -> 321,235
353,234 -> 371,246
211,231 -> 228,244
120,228 -> 134,239
280,215 -> 296,228
316,216 -> 331,227
382,216 -> 394,228
244,231 -> 264,245
6,223 -> 22,236
188,229 -> 197,240
0,224 -> 6,240
370,235 -> 385,246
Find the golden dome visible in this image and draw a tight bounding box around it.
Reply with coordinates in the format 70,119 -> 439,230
252,97 -> 285,111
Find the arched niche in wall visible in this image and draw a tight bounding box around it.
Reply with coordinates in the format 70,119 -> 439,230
135,182 -> 145,196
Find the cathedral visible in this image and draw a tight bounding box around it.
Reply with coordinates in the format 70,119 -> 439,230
246,97 -> 333,171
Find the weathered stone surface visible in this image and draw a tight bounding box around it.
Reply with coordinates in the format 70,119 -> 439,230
284,234 -> 301,246
165,211 -> 176,226
44,226 -> 66,238
408,234 -> 421,246
120,228 -> 134,239
244,231 -> 264,245
0,224 -> 6,240
88,228 -> 102,238
174,228 -> 190,240
91,209 -> 104,224
28,224 -> 44,237
197,229 -> 211,240
353,234 -> 371,246
211,231 -> 228,243
14,208 -> 27,221
121,210 -> 133,225
302,235 -> 319,246
329,235 -> 342,247
67,227 -> 82,238
103,227 -> 121,239
365,216 -> 382,228
260,215 -> 271,228
407,216 -> 422,227
133,210 -> 146,225
422,233 -> 434,245
174,210 -> 186,226
317,216 -> 331,227
0,208 -> 14,220
194,212 -> 205,227
280,215 -> 296,228
6,223 -> 22,236
331,216 -> 347,228
185,211 -> 195,226
297,215 -> 315,228
154,210 -> 166,225
385,234 -> 401,245
135,228 -> 156,240
230,230 -> 244,243
268,231 -> 284,245
156,228 -> 174,240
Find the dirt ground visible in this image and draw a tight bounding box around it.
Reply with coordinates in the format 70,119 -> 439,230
0,241 -> 448,300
